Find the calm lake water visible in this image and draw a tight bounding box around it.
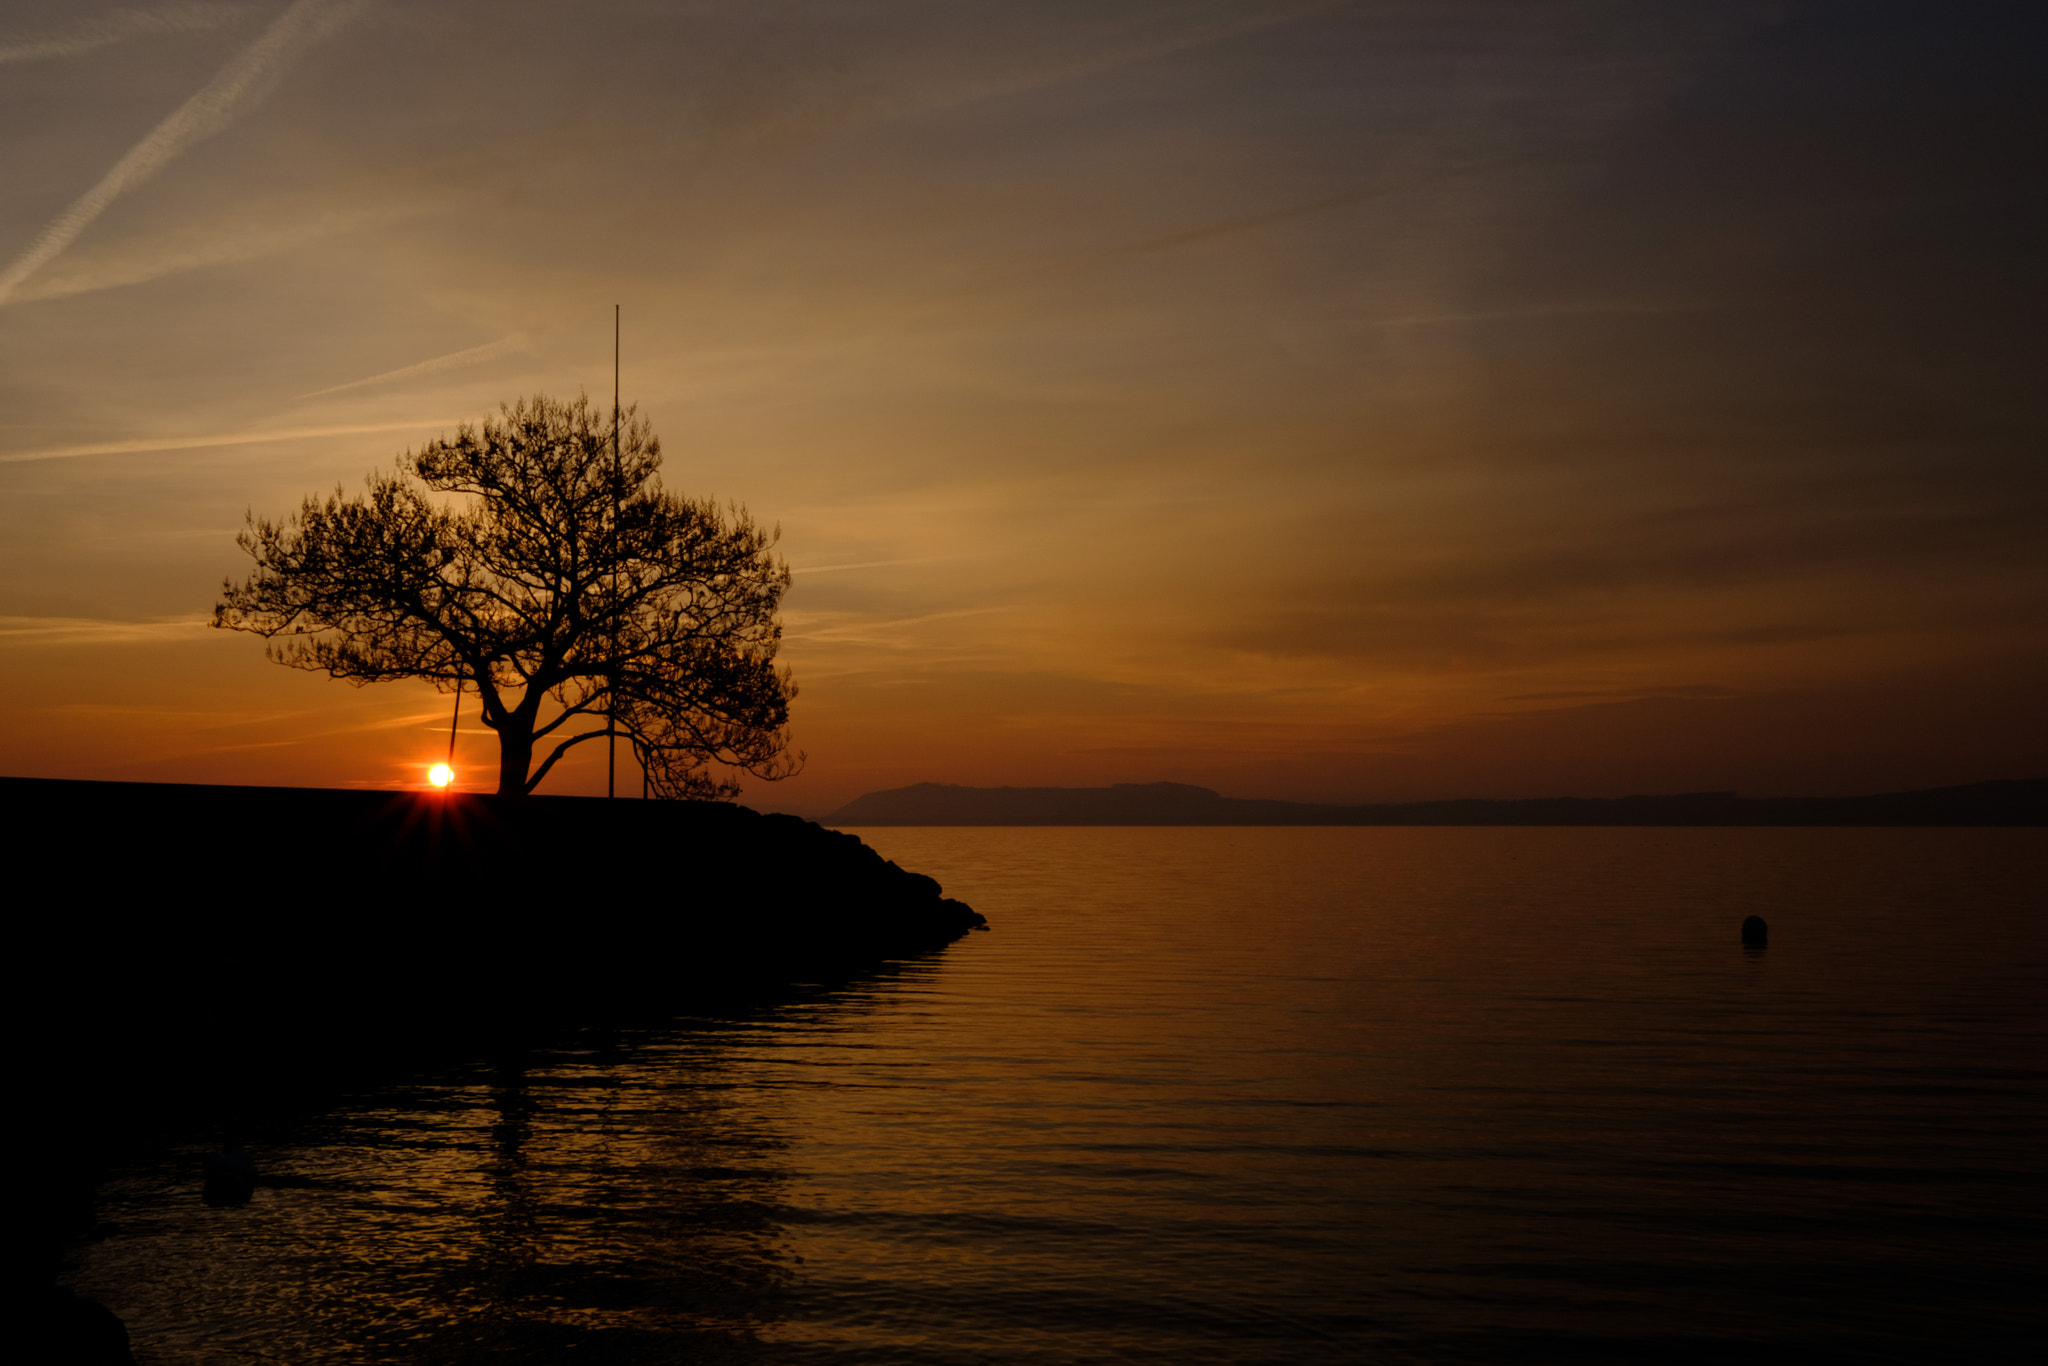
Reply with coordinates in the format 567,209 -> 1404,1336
67,827 -> 2046,1363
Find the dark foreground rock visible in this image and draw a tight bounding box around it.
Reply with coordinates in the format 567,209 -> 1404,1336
2,776 -> 985,1319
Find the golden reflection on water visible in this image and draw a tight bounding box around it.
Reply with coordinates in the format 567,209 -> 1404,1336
65,828 -> 2048,1364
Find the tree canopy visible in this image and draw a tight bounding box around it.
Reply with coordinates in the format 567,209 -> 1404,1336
215,394 -> 800,798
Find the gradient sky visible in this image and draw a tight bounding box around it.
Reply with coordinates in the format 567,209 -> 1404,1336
2,0 -> 2042,812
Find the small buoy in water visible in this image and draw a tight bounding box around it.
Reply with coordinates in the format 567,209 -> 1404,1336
203,1136 -> 257,1207
1741,915 -> 1768,947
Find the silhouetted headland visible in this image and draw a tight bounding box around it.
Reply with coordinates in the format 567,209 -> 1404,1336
6,773 -> 984,1085
825,778 -> 2047,826
8,776 -> 983,1000
6,775 -> 984,1332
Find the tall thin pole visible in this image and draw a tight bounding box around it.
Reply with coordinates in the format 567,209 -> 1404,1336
446,678 -> 462,768
608,304 -> 619,799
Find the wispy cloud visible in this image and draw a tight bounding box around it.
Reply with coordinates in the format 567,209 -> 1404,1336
914,152 -> 1590,317
0,614 -> 209,644
910,0 -> 1355,120
1,419 -> 456,464
0,0 -> 362,306
0,2 -> 256,65
295,335 -> 533,400
1363,300 -> 1726,328
782,606 -> 1015,650
694,0 -> 1355,148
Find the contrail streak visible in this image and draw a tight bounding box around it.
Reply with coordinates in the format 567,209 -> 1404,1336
13,193 -> 441,305
0,0 -> 359,307
787,557 -> 952,576
0,614 -> 208,644
1,419 -> 455,465
296,335 -> 532,400
0,2 -> 254,66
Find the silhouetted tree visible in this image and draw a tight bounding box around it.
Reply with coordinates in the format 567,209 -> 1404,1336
215,394 -> 800,798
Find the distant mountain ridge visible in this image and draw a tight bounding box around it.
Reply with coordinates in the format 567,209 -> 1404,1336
825,778 -> 2047,826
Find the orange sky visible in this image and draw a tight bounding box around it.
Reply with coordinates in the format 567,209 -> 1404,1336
2,1 -> 2042,814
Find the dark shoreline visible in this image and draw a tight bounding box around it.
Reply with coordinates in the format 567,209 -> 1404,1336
7,774 -> 986,959
5,776 -> 985,1355
825,777 -> 2048,827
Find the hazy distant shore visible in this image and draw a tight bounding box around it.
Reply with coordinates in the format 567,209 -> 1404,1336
825,778 -> 2047,827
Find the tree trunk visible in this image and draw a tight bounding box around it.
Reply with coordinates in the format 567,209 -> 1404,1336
496,727 -> 534,797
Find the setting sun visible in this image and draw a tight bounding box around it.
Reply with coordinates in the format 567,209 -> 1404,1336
428,764 -> 453,788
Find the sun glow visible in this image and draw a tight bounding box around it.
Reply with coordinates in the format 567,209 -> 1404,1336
428,763 -> 453,788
